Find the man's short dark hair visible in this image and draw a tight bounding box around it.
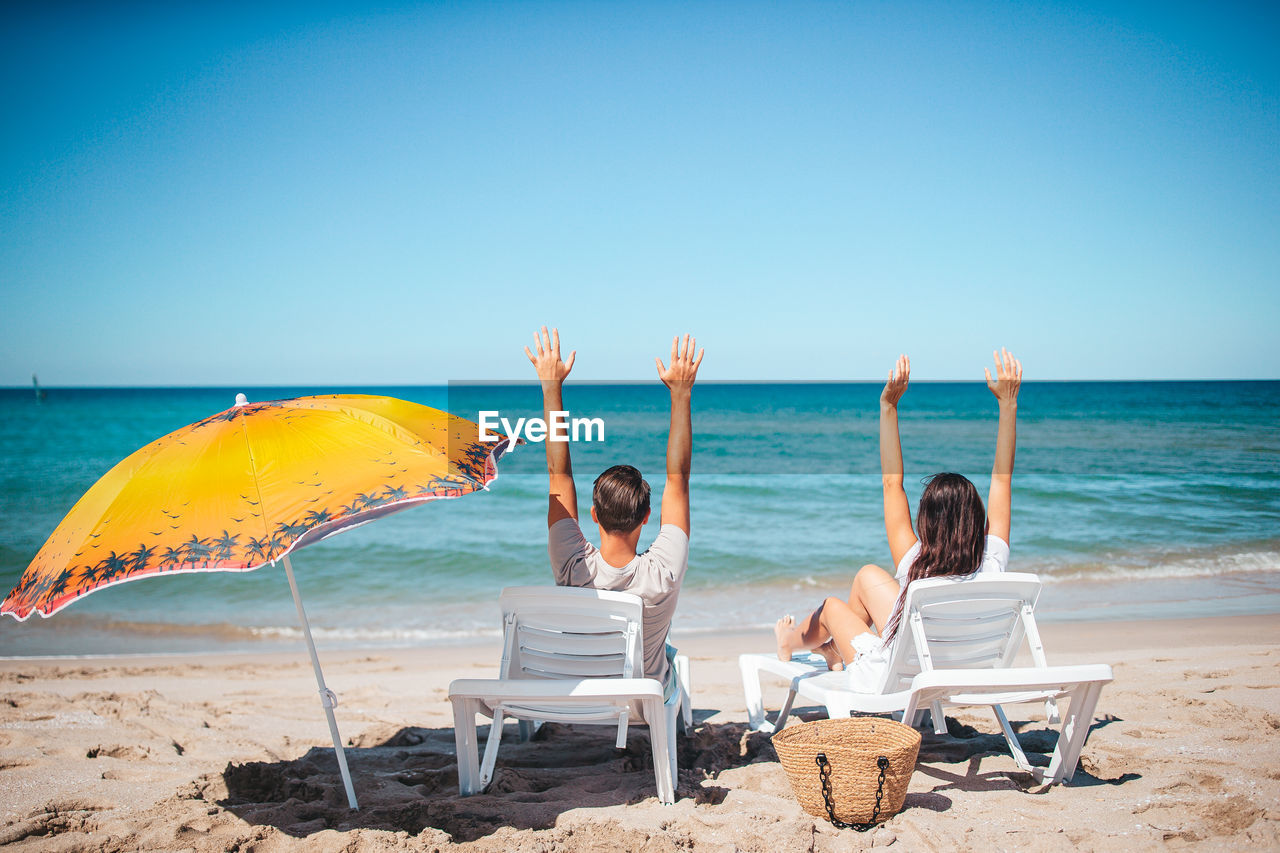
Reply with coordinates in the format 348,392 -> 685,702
592,465 -> 651,533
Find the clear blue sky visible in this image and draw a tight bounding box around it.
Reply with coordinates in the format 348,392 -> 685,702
2,1 -> 1276,384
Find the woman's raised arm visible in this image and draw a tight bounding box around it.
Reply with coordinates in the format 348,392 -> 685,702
881,355 -> 918,568
985,348 -> 1022,545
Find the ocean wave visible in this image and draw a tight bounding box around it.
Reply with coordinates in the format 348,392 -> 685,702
0,612 -> 505,656
1027,545 -> 1280,583
247,625 -> 503,643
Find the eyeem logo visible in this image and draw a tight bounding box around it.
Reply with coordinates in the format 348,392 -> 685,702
479,411 -> 605,443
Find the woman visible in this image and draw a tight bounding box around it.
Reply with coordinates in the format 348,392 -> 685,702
775,349 -> 1023,687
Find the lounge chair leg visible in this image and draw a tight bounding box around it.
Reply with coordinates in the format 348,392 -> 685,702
993,705 -> 1034,774
676,655 -> 692,729
1046,682 -> 1104,784
615,707 -> 630,748
930,700 -> 947,735
665,694 -> 680,788
645,696 -> 675,805
479,708 -> 505,789
773,682 -> 800,733
451,697 -> 482,796
739,655 -> 768,732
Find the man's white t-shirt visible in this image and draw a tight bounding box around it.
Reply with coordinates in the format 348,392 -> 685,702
548,518 -> 689,687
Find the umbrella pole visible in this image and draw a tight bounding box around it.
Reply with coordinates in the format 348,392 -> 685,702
281,555 -> 359,810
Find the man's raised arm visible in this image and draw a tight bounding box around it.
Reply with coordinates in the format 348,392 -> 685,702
525,326 -> 578,527
655,335 -> 704,535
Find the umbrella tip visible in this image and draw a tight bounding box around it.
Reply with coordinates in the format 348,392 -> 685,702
235,393 -> 248,407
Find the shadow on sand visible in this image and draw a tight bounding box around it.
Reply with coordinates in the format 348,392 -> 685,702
785,706 -> 1140,800
214,714 -> 773,841
911,710 -> 1140,794
212,709 -> 1137,841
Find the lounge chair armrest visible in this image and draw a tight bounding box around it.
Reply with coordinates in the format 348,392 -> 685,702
449,677 -> 664,702
909,664 -> 1113,696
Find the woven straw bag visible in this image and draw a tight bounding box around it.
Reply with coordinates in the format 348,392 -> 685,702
772,717 -> 921,830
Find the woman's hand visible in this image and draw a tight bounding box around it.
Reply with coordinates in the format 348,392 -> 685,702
985,348 -> 1022,406
880,355 -> 910,409
525,326 -> 576,386
986,348 -> 1021,543
879,353 -> 916,566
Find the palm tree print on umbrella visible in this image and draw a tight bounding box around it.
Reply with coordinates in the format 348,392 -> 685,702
79,561 -> 104,586
129,544 -> 156,571
181,535 -> 213,568
274,520 -> 312,542
98,552 -> 131,583
46,571 -> 72,601
303,509 -> 332,527
246,537 -> 272,562
211,531 -> 240,562
380,484 -> 410,502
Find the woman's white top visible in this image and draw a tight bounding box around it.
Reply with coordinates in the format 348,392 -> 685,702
845,534 -> 1010,692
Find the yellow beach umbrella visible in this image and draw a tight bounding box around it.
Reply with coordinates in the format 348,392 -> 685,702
2,393 -> 515,808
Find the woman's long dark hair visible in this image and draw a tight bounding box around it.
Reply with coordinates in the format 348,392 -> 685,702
882,473 -> 987,644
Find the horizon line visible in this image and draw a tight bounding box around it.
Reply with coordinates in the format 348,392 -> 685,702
6,377 -> 1280,391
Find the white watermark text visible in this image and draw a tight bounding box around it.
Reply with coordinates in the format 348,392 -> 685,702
479,411 -> 605,443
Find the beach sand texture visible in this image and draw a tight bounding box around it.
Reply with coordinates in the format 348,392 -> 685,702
1,616 -> 1278,852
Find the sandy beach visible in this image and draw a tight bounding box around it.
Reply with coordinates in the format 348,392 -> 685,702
1,614 -> 1277,852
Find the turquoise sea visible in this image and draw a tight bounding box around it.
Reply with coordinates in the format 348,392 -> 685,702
1,382 -> 1278,657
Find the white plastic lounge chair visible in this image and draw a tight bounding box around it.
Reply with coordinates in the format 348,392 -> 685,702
739,572 -> 1113,785
449,586 -> 691,805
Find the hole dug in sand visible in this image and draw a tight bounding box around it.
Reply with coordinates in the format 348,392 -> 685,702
86,744 -> 151,760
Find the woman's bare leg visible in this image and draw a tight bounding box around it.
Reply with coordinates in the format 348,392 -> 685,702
776,597 -> 872,671
846,564 -> 901,635
776,613 -> 839,667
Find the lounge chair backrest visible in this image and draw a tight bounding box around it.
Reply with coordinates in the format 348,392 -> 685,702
497,586 -> 645,682
878,572 -> 1044,694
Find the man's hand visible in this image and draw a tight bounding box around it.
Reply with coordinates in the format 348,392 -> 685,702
525,326 -> 576,385
880,354 -> 910,409
528,326 -> 578,526
659,334 -> 702,536
985,348 -> 1022,406
655,335 -> 704,395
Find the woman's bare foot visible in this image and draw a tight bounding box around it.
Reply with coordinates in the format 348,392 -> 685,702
775,615 -> 796,661
817,639 -> 845,671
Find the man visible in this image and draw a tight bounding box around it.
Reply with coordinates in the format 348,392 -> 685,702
525,327 -> 703,690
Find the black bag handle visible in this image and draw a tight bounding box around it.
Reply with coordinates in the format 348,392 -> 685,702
814,753 -> 889,831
